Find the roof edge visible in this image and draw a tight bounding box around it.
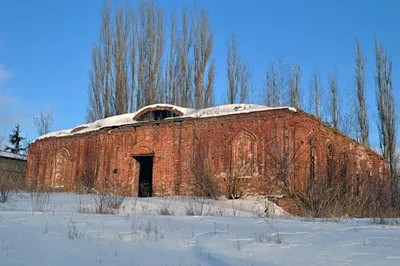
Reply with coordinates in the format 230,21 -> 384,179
295,109 -> 385,160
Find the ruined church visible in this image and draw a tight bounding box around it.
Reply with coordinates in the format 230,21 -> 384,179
26,104 -> 386,213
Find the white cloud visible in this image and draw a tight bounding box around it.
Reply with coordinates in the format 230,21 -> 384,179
0,93 -> 19,108
0,65 -> 13,84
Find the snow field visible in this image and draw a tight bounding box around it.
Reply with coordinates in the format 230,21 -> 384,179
0,193 -> 400,266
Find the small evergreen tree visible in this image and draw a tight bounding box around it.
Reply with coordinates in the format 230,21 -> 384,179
5,124 -> 26,154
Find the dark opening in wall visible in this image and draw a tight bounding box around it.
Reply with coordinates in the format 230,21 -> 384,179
137,110 -> 179,122
133,154 -> 154,197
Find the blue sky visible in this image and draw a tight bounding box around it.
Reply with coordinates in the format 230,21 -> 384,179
0,0 -> 399,150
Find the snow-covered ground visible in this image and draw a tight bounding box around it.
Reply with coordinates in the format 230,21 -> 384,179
1,193 -> 400,266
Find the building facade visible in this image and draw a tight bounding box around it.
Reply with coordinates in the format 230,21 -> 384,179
1,151 -> 27,189
26,104 -> 387,213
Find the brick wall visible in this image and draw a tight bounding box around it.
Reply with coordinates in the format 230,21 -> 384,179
26,108 -> 386,213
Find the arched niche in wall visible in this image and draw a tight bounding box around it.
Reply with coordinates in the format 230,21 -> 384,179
53,147 -> 71,188
231,130 -> 258,177
326,141 -> 335,186
307,132 -> 316,184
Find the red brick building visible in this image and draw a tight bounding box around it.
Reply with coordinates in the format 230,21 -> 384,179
26,104 -> 386,212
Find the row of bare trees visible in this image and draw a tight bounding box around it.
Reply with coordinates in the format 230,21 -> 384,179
86,1 -> 216,122
261,37 -> 392,150
263,41 -> 367,139
86,2 -> 392,152
262,37 -> 398,207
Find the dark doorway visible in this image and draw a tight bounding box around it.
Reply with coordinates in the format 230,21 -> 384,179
134,154 -> 154,197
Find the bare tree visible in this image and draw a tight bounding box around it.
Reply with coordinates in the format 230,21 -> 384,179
226,162 -> 248,199
88,2 -> 221,118
265,62 -> 277,107
227,32 -> 240,104
112,4 -> 130,115
289,64 -> 301,108
166,9 -> 179,105
263,125 -> 392,217
204,58 -> 215,107
178,7 -> 193,107
265,57 -> 288,107
239,61 -> 250,103
263,123 -> 303,193
354,36 -> 369,147
193,8 -> 214,109
101,1 -> 113,119
86,2 -> 133,122
309,68 -> 321,119
227,32 -> 250,104
340,111 -> 356,138
87,0 -> 166,118
137,1 -> 165,108
328,71 -> 339,129
190,139 -> 219,199
86,2 -> 112,122
33,109 -> 54,136
87,45 -> 102,123
129,7 -> 137,112
374,36 -> 398,205
275,56 -> 288,106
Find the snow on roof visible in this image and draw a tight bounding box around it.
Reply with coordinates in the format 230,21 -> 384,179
37,104 -> 296,141
184,104 -> 296,118
0,151 -> 27,161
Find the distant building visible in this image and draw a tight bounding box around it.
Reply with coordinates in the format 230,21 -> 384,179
26,104 -> 387,214
0,151 -> 27,185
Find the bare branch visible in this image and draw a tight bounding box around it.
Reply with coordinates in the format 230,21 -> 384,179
33,109 -> 54,136
129,6 -> 137,112
289,64 -> 301,108
227,32 -> 239,104
265,62 -> 276,107
204,58 -> 215,107
112,4 -> 130,115
328,71 -> 339,129
355,36 -> 369,146
138,2 -> 165,107
178,7 -> 193,107
309,67 -> 321,119
227,32 -> 250,104
193,8 -> 214,109
375,36 -> 397,204
265,57 -> 288,107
